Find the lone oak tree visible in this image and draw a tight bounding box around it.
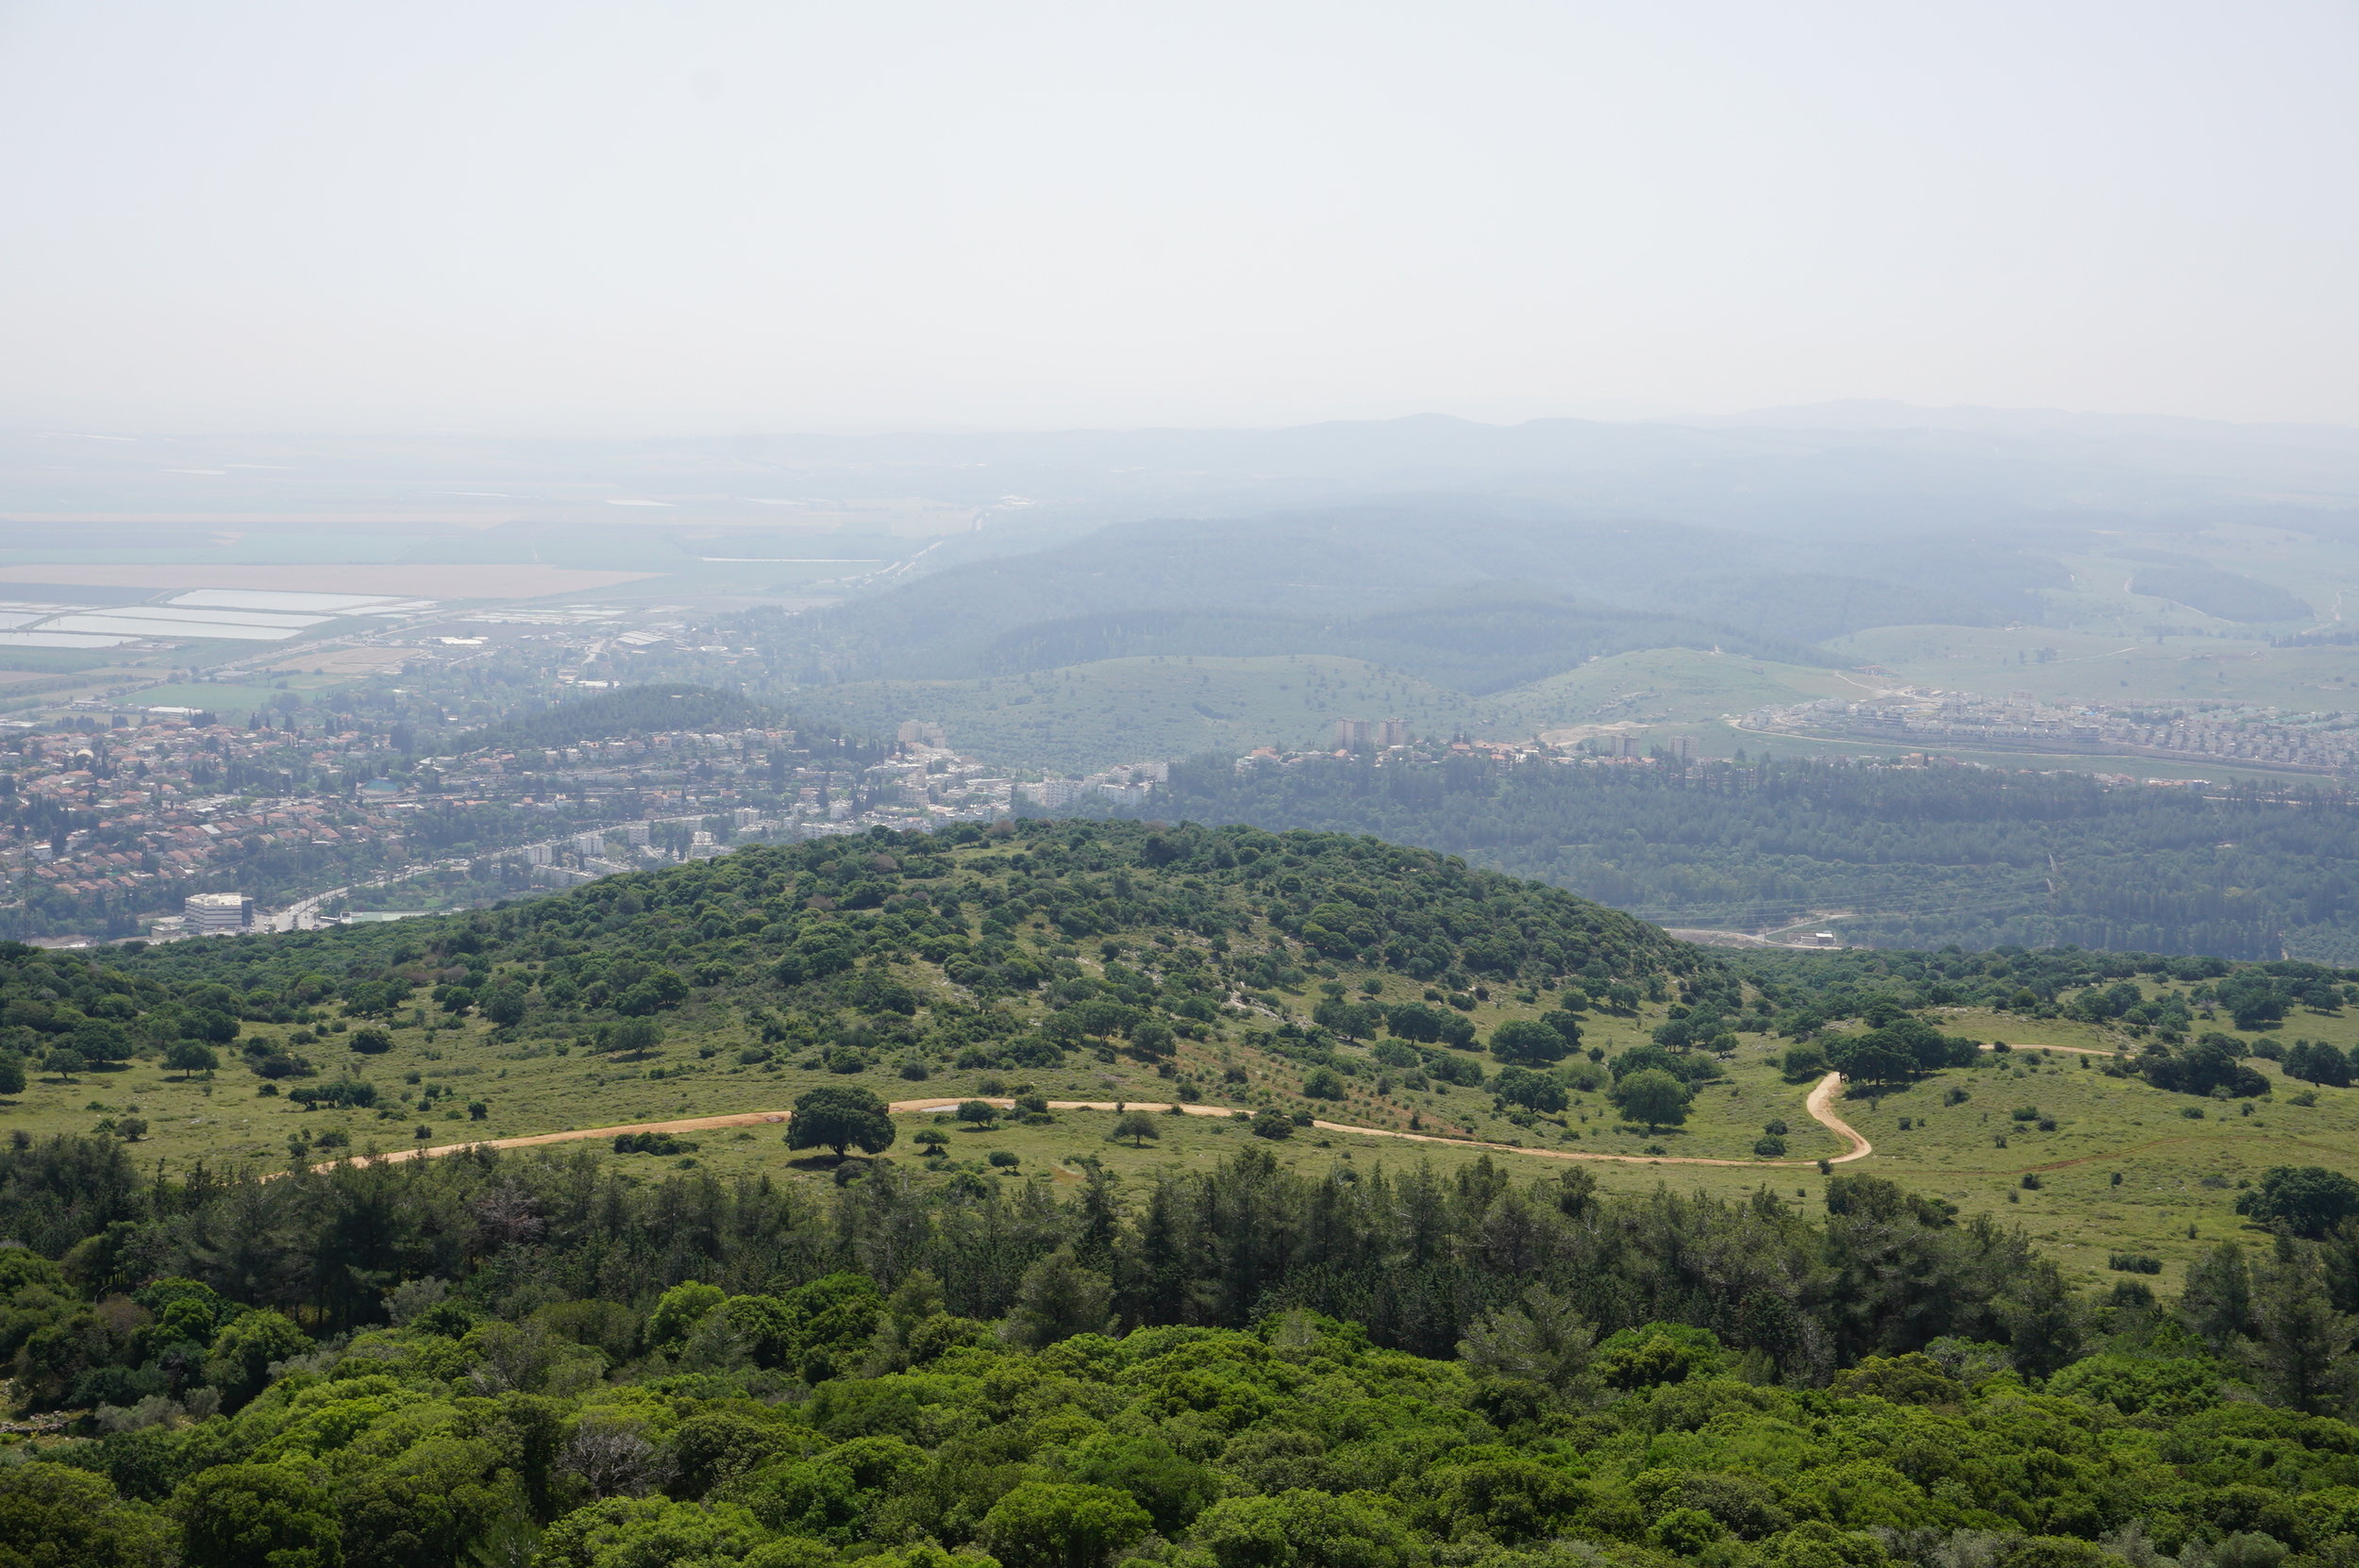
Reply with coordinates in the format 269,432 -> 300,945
1609,1068 -> 1691,1135
788,1085 -> 897,1160
1491,1019 -> 1570,1066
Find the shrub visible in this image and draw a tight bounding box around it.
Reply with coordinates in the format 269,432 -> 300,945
2236,1165 -> 2359,1238
1781,1043 -> 1830,1081
1608,1069 -> 1690,1133
1490,1019 -> 1570,1066
1492,1066 -> 1567,1113
614,1131 -> 698,1156
1250,1107 -> 1295,1140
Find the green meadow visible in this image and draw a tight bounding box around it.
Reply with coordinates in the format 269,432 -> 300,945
34,962 -> 2359,1294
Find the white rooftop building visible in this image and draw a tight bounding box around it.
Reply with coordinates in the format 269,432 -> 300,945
184,892 -> 253,934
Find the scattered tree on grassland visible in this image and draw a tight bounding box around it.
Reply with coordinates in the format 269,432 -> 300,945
787,1086 -> 897,1160
1609,1067 -> 1691,1133
2237,1165 -> 2359,1239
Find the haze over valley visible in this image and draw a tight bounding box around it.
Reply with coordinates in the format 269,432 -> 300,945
8,7 -> 2359,1565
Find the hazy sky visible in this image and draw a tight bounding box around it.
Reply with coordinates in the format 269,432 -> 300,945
4,0 -> 2356,434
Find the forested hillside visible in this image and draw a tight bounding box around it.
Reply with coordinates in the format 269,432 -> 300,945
8,1119 -> 2359,1568
1,826 -> 2359,1563
114,816 -> 1692,1026
755,504 -> 2057,686
1096,756 -> 2359,960
39,819 -> 1711,1172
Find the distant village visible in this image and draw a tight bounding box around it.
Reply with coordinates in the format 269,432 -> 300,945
0,708 -> 1178,946
20,684 -> 2335,947
1741,690 -> 2359,776
1233,717 -> 1698,773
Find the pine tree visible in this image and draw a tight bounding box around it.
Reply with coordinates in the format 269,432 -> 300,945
1458,1285 -> 1598,1400
1999,1259 -> 2085,1378
1005,1245 -> 1114,1348
1074,1166 -> 1122,1272
2182,1241 -> 2258,1354
2252,1239 -> 2359,1417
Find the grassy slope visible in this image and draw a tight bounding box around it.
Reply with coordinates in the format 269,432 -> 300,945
795,655 -> 1487,771
34,991 -> 1841,1181
45,821 -> 2359,1293
42,981 -> 2351,1294
1828,623 -> 2359,711
63,991 -> 2359,1290
2037,527 -> 2357,635
795,648 -> 1878,771
1485,647 -> 1868,734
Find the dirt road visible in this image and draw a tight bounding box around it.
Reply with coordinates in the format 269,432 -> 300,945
319,1072 -> 1874,1174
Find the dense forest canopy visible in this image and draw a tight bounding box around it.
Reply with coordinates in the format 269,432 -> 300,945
1093,756 -> 2359,960
9,1132 -> 2359,1568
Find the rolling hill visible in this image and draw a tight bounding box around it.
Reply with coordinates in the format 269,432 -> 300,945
0,814 -> 2330,1283
793,656 -> 1483,772
794,648 -> 1871,772
1483,647 -> 1869,736
1,821 -> 2358,1567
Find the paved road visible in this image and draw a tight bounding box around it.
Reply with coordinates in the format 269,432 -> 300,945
319,1072 -> 1877,1173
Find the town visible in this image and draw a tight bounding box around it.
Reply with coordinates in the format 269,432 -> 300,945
10,681 -> 2356,949
0,704 -> 1177,945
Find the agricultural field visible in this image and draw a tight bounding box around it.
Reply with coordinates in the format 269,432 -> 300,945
1828,623 -> 2359,711
1692,719 -> 2307,784
110,678 -> 366,716
0,647 -> 134,676
257,644 -> 415,678
0,563 -> 661,599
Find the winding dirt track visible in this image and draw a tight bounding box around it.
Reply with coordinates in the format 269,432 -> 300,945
320,1071 -> 1874,1174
